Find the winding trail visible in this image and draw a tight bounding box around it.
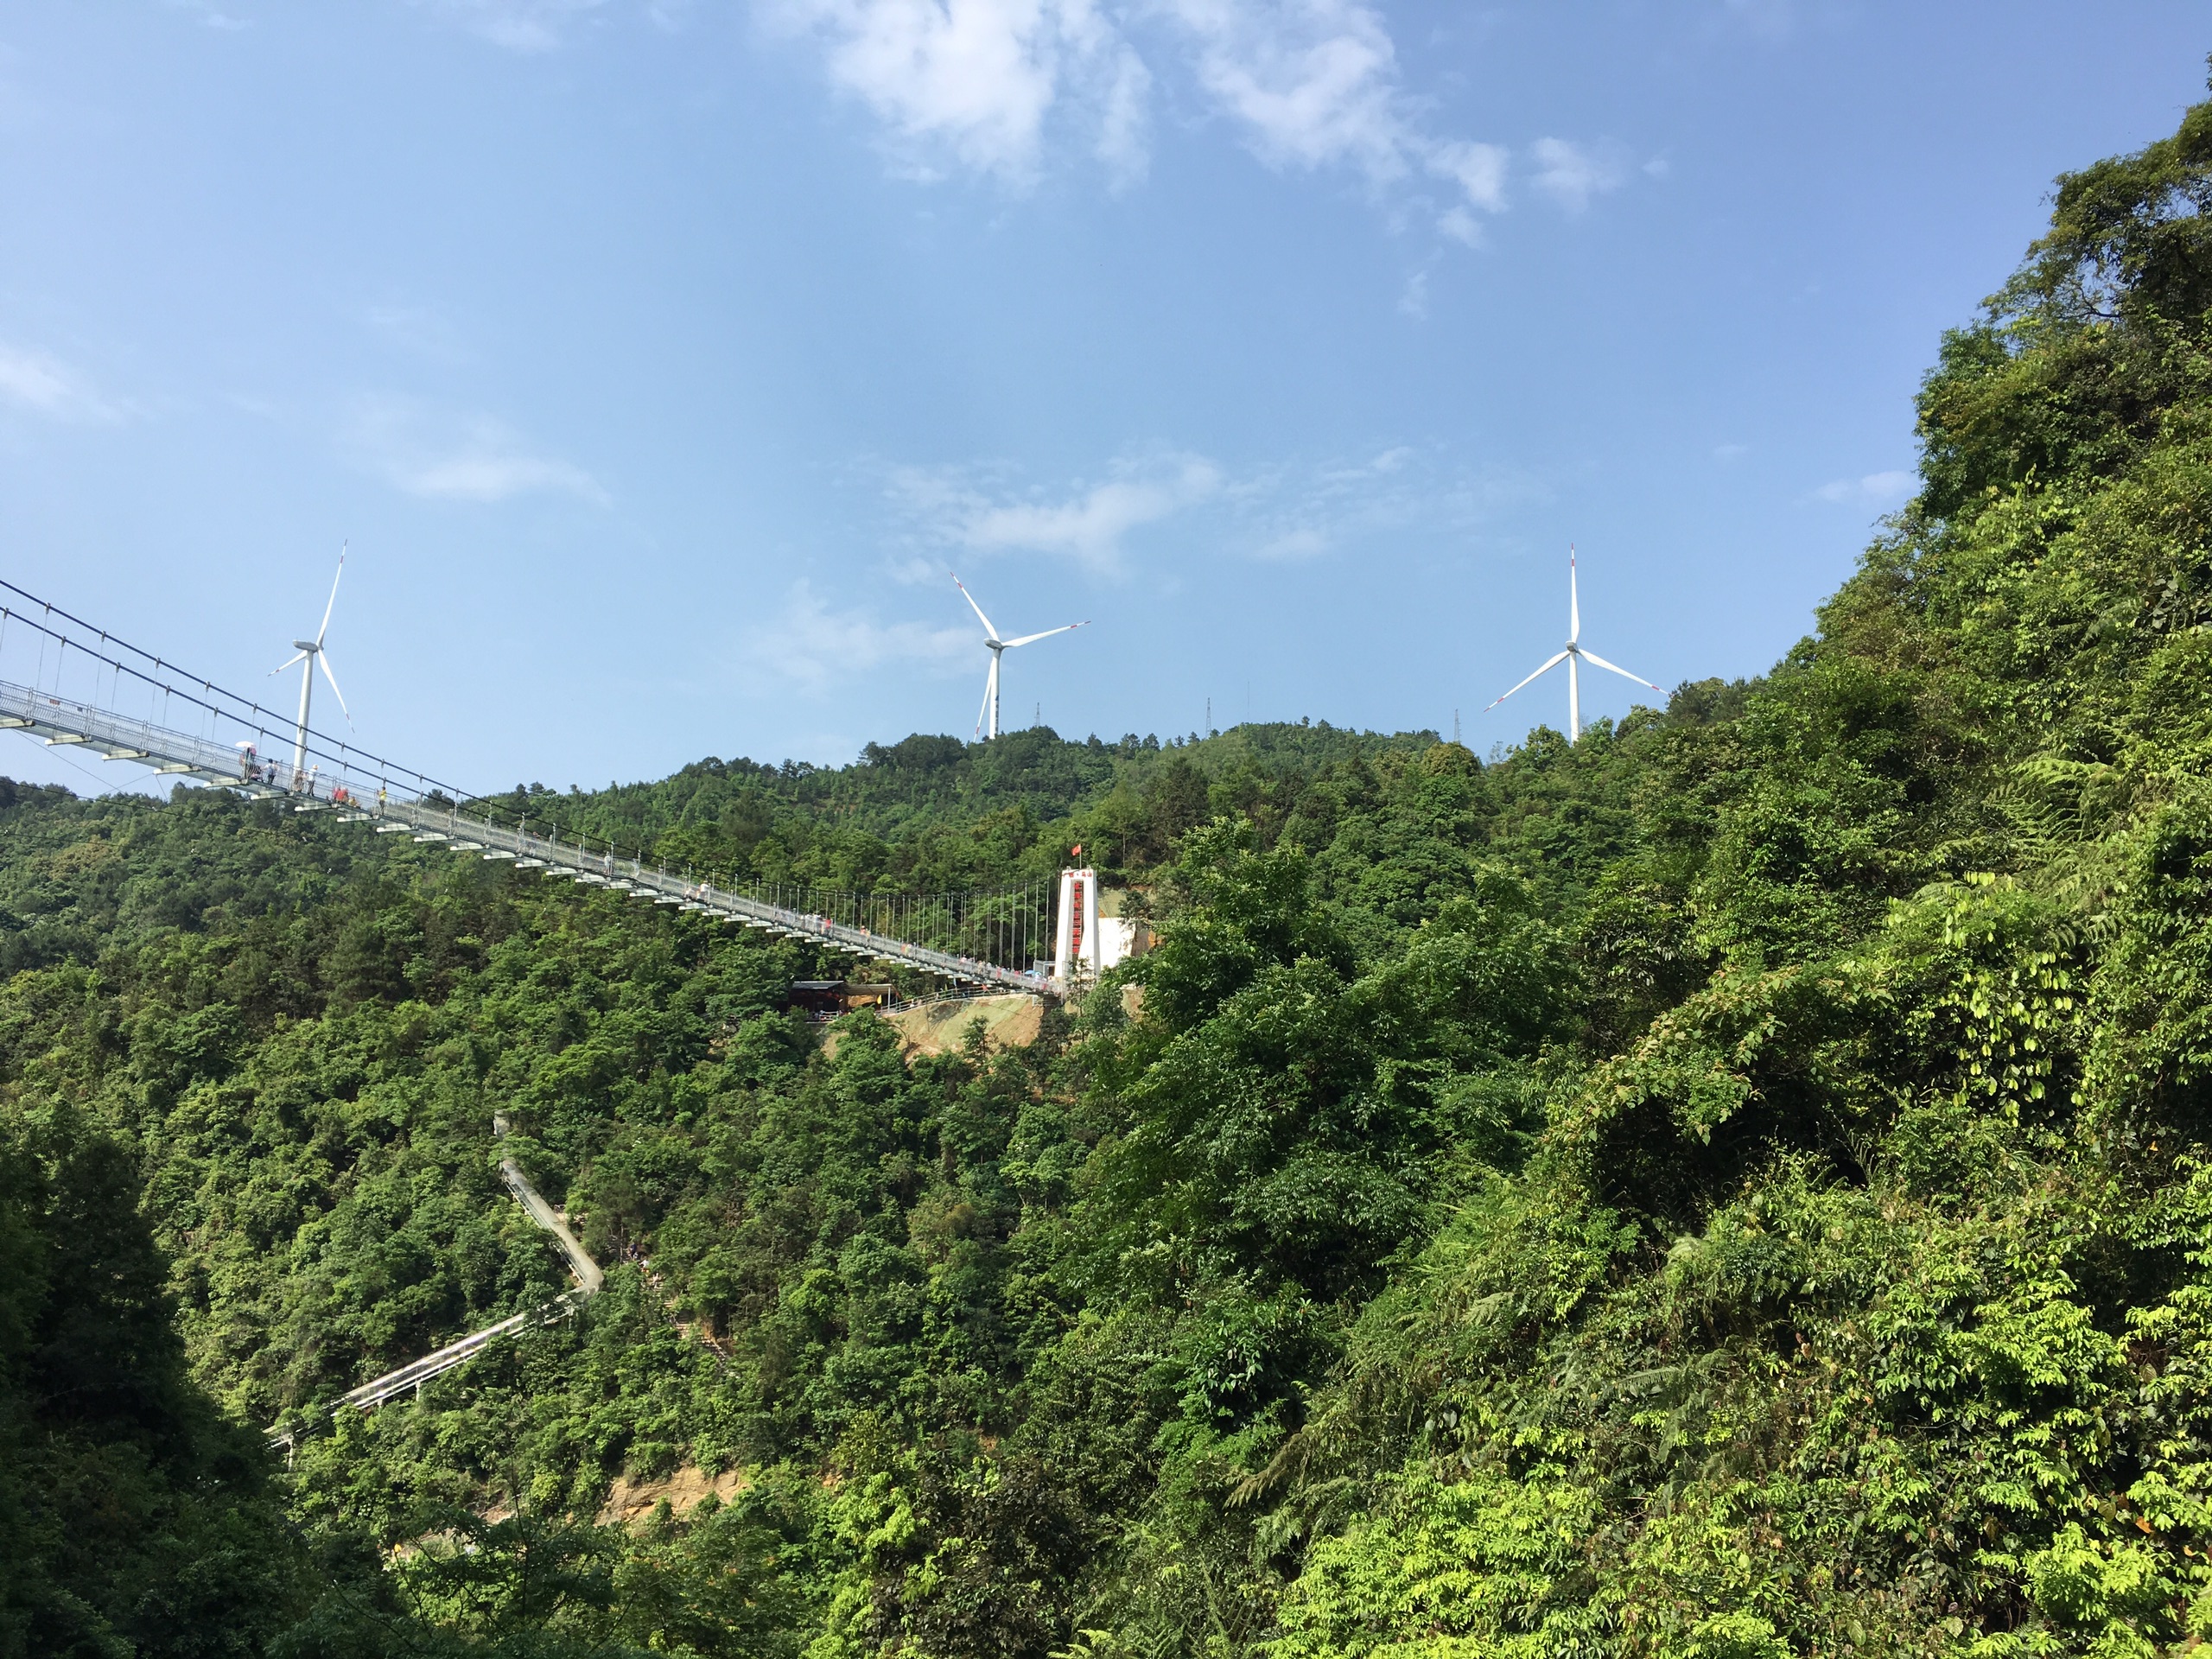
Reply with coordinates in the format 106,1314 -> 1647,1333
270,1116 -> 601,1444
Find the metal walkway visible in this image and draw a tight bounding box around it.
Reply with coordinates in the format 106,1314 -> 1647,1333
270,1113 -> 602,1445
0,677 -> 1041,993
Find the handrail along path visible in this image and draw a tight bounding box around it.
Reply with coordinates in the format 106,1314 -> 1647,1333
271,1115 -> 601,1443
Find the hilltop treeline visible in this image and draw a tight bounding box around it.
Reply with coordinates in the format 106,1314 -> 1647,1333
12,83 -> 2212,1659
470,719 -> 1444,895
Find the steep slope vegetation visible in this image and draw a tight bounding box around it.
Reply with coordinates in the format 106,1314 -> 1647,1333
10,80 -> 2212,1659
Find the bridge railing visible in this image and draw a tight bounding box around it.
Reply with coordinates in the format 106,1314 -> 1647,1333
366,795 -> 1040,990
0,677 -> 437,804
0,676 -> 1041,990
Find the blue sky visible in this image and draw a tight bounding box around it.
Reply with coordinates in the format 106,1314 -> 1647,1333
0,2 -> 2203,796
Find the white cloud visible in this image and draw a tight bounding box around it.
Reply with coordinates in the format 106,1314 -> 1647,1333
1713,442 -> 1748,462
1529,137 -> 1625,213
893,451 -> 1222,570
1814,469 -> 1915,506
412,0 -> 1639,250
1254,524 -> 1327,560
885,441 -> 1535,573
1242,442 -> 1538,561
1158,0 -> 1509,233
768,0 -> 1525,238
741,581 -> 973,692
1397,265 -> 1431,318
1162,0 -> 1402,176
770,0 -> 1149,184
1433,207 -> 1478,249
1427,138 -> 1508,212
0,343 -> 124,423
346,397 -> 608,505
419,0 -> 609,52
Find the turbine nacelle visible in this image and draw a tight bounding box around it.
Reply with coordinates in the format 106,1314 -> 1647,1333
1481,545 -> 1662,743
269,545 -> 353,780
951,571 -> 1088,740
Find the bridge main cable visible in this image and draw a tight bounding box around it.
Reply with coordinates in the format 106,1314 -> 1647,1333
0,674 -> 1039,993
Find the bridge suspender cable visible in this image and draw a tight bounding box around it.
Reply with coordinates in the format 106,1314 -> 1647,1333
0,577 -> 1053,991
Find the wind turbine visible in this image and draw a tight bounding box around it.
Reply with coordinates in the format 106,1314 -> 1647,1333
1483,546 -> 1663,742
270,546 -> 353,785
953,573 -> 1088,741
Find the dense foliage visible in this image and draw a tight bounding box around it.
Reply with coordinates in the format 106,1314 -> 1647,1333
11,80 -> 2212,1659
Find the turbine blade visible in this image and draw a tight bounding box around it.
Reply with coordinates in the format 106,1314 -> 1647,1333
316,544 -> 346,646
1481,650 -> 1571,713
974,664 -> 994,741
951,572 -> 998,639
270,652 -> 308,676
1568,544 -> 1580,644
317,652 -> 353,725
999,621 -> 1090,649
1576,649 -> 1664,693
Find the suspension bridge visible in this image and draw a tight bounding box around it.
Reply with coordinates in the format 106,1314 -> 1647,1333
0,579 -> 1058,994
1,575 -> 1087,1444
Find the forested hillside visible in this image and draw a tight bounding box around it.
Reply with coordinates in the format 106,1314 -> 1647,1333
472,719 -> 1440,894
10,86 -> 2212,1659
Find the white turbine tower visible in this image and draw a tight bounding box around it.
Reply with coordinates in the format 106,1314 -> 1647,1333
1483,546 -> 1663,742
953,573 -> 1087,741
271,547 -> 353,785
